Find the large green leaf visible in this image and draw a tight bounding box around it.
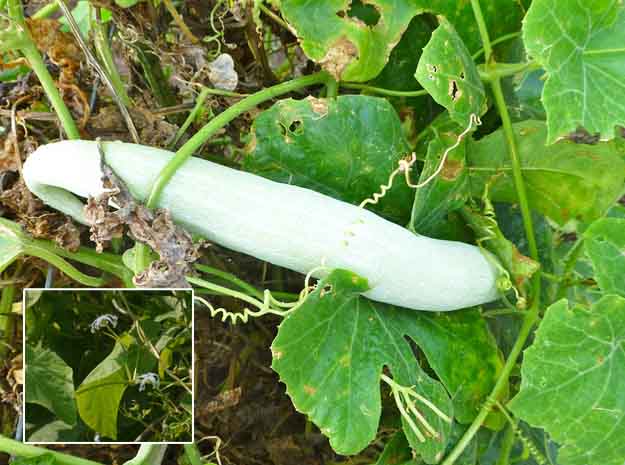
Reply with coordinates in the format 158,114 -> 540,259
25,344 -> 77,426
272,269 -> 503,459
272,270 -> 452,460
523,0 -> 625,143
509,296 -> 625,465
410,115 -> 470,236
75,333 -> 155,439
415,18 -> 486,125
467,120 -> 625,225
279,0 -> 525,81
245,95 -> 413,222
584,218 -> 625,297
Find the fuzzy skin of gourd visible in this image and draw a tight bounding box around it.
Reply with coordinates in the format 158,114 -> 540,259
23,140 -> 500,311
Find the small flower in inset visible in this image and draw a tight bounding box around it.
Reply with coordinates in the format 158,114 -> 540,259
90,314 -> 119,333
136,372 -> 160,392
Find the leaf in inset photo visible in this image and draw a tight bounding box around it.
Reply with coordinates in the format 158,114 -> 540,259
25,344 -> 77,426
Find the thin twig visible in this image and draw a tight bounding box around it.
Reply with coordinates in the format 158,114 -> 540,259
56,0 -> 139,143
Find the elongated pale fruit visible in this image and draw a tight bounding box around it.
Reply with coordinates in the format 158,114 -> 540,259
23,140 -> 500,311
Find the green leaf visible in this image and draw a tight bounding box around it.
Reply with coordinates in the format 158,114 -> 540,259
509,296 -> 625,465
279,0 -> 525,81
584,218 -> 625,297
523,0 -> 625,143
410,115 -> 470,236
25,344 -> 77,426
415,18 -> 486,125
271,270 -> 452,460
245,95 -> 413,223
272,269 -> 503,459
467,120 -> 625,225
75,333 -> 155,439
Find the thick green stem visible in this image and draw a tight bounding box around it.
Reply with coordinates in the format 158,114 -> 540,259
8,0 -> 80,139
135,72 -> 329,271
496,425 -> 516,465
470,0 -> 493,62
325,77 -> 338,98
0,435 -> 104,465
146,71 -> 329,208
442,2 -> 543,463
490,78 -> 540,264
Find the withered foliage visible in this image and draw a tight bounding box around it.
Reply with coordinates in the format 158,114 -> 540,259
84,157 -> 203,288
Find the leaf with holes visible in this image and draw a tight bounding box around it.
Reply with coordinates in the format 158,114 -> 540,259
272,269 -> 503,459
278,0 -> 525,82
523,0 -> 625,143
25,344 -> 77,426
415,17 -> 487,125
508,296 -> 625,465
244,95 -> 412,223
467,120 -> 625,225
584,218 -> 625,297
410,115 -> 470,236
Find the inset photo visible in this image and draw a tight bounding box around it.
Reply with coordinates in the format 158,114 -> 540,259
23,289 -> 193,444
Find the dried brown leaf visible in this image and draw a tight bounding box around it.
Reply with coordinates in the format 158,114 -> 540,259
84,157 -> 203,287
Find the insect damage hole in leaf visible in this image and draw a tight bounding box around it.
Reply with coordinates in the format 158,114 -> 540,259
449,79 -> 461,101
415,17 -> 486,125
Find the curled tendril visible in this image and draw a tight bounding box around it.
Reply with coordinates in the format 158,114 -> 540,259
359,113 -> 481,209
194,266 -> 326,325
381,374 -> 452,443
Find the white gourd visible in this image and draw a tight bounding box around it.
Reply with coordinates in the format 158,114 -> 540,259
23,140 -> 500,311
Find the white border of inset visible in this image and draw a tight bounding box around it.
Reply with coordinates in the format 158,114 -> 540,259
22,287 -> 195,445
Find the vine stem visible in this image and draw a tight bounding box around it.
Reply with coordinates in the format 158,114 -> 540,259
0,435 -> 104,465
146,71 -> 329,208
340,83 -> 429,98
442,2 -> 542,463
8,0 -> 80,139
